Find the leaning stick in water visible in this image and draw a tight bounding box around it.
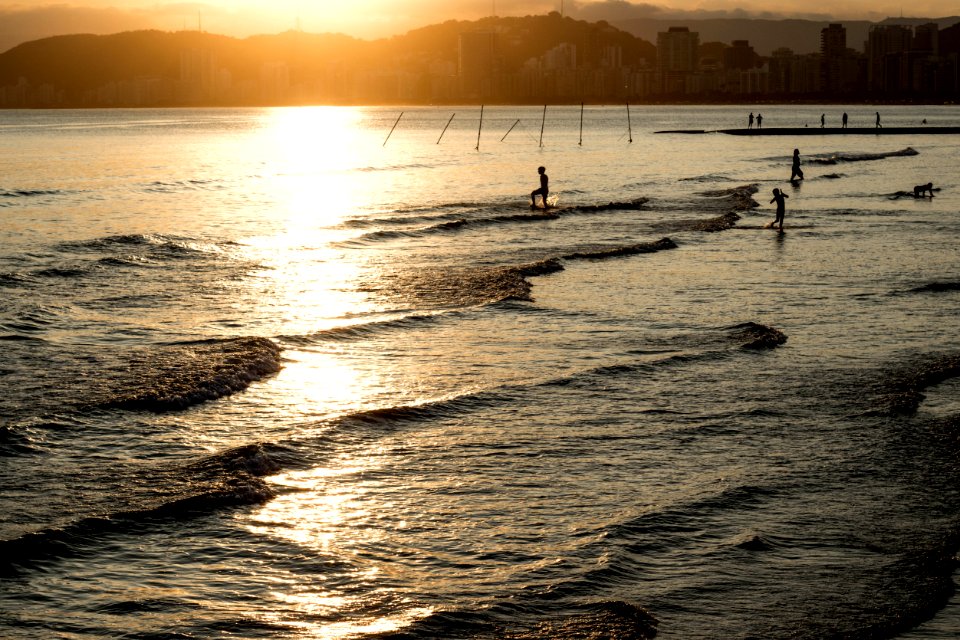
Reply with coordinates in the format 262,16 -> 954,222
539,105 -> 547,148
501,119 -> 521,142
437,113 -> 455,144
383,111 -> 403,147
476,105 -> 484,151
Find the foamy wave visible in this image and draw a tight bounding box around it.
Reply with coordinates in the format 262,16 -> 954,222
343,199 -> 648,244
810,147 -> 918,165
563,237 -> 677,260
872,353 -> 960,416
95,337 -> 282,412
0,442 -> 284,576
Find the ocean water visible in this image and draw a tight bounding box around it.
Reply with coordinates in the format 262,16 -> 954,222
1,104 -> 959,639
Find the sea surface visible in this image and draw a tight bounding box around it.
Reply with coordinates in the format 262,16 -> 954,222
1,104 -> 960,639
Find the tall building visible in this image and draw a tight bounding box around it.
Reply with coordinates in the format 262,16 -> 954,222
820,23 -> 846,94
657,27 -> 699,94
865,25 -> 912,91
179,48 -> 216,102
458,31 -> 499,99
724,40 -> 757,70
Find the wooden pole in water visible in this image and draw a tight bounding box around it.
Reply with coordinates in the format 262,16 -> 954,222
579,102 -> 584,146
539,105 -> 547,147
476,105 -> 484,151
501,119 -> 520,142
626,101 -> 633,143
383,111 -> 403,147
437,113 -> 455,144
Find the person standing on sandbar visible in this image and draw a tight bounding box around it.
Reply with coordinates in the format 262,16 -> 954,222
531,166 -> 549,208
876,111 -> 882,128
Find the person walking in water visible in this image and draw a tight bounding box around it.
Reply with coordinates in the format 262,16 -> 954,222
531,166 -> 549,208
770,188 -> 789,231
875,111 -> 882,128
748,112 -> 754,129
820,113 -> 825,128
790,148 -> 804,181
842,112 -> 848,128
756,113 -> 763,129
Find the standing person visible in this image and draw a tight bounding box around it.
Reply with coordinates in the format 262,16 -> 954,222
530,166 -> 549,208
756,113 -> 763,129
820,113 -> 825,128
875,111 -> 882,128
790,148 -> 804,181
770,188 -> 789,231
748,112 -> 754,129
842,112 -> 848,128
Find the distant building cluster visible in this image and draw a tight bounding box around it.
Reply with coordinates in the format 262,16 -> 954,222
1,19 -> 959,107
451,21 -> 959,101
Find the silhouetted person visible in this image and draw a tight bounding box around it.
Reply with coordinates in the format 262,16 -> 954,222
922,118 -> 928,124
770,188 -> 788,231
914,182 -> 934,198
756,113 -> 763,129
820,113 -> 825,128
748,112 -> 754,129
790,148 -> 804,181
842,112 -> 848,128
531,166 -> 549,208
875,112 -> 882,128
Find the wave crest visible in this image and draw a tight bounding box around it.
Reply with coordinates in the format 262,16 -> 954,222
95,337 -> 282,412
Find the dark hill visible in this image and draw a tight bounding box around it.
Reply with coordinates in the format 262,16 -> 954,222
0,14 -> 655,93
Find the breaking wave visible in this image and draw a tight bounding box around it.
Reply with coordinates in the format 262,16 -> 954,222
93,337 -> 282,412
809,147 -> 918,165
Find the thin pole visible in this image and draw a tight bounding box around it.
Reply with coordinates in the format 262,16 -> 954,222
383,111 -> 403,147
626,101 -> 633,143
501,119 -> 520,142
579,102 -> 584,146
437,113 -> 455,144
539,105 -> 547,147
476,105 -> 484,151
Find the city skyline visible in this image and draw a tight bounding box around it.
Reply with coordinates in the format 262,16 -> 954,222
3,13 -> 957,108
2,0 -> 959,54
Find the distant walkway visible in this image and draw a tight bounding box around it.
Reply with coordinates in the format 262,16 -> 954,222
654,127 -> 960,135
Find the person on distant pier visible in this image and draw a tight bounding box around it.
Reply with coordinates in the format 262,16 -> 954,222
821,113 -> 825,128
875,112 -> 882,128
842,112 -> 848,128
531,166 -> 549,208
748,112 -> 754,129
913,182 -> 934,198
790,149 -> 804,181
770,188 -> 789,231
756,113 -> 763,129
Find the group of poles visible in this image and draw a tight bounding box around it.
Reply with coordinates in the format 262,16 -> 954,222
382,103 -> 635,149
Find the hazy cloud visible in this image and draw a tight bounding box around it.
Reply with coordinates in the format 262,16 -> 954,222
0,4 -> 154,52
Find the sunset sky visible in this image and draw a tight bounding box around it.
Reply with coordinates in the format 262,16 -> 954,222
1,0 -> 958,53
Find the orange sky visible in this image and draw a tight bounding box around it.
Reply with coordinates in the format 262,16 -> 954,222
1,1 -> 957,52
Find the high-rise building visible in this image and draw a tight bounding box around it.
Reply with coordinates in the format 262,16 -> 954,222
724,40 -> 757,70
657,27 -> 699,94
820,23 -> 846,94
458,31 -> 499,99
179,48 -> 216,102
865,25 -> 912,91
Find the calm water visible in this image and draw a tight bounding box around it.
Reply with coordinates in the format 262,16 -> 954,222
1,105 -> 960,639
